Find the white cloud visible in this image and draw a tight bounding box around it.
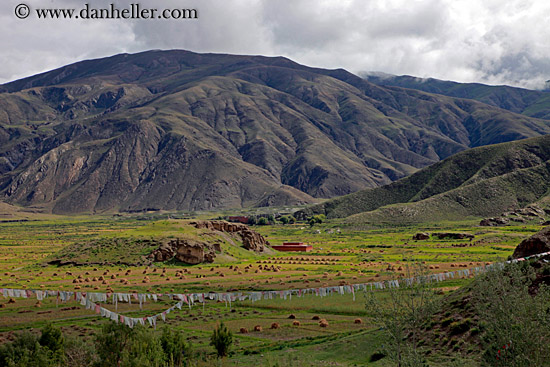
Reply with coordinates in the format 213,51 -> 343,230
1,0 -> 550,89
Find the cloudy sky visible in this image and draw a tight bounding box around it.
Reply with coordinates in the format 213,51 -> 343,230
2,0 -> 550,89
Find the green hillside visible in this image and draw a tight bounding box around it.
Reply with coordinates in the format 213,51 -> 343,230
299,135 -> 550,223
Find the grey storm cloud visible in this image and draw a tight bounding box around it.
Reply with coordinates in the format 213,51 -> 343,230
1,0 -> 550,89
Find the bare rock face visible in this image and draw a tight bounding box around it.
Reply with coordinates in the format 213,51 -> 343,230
193,220 -> 268,252
513,226 -> 550,259
149,238 -> 218,265
412,232 -> 430,240
480,217 -> 509,226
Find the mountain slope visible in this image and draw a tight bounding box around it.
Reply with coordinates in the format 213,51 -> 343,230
363,73 -> 550,119
1,50 -> 550,214
299,135 -> 550,222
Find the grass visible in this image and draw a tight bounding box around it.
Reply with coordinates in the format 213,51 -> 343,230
0,213 -> 544,365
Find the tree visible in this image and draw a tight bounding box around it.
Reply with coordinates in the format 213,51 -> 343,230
39,323 -> 64,363
365,262 -> 438,367
288,216 -> 296,224
472,261 -> 550,366
160,327 -> 191,367
94,323 -> 133,367
279,216 -> 289,225
94,324 -> 166,367
0,331 -> 54,367
210,322 -> 233,358
257,217 -> 268,225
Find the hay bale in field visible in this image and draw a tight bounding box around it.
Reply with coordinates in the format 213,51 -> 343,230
270,322 -> 280,329
288,314 -> 296,319
354,318 -> 362,324
35,301 -> 42,308
254,325 -> 262,332
74,286 -> 81,290
7,298 -> 15,304
337,271 -> 343,276
240,328 -> 248,334
312,315 -> 320,320
292,321 -> 300,326
319,320 -> 329,327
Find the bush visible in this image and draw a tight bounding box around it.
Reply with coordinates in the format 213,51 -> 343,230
257,217 -> 268,226
472,262 -> 550,366
210,322 -> 232,358
0,331 -> 55,367
369,351 -> 386,362
449,319 -> 471,335
64,336 -> 96,367
94,323 -> 167,367
160,327 -> 191,367
39,324 -> 64,362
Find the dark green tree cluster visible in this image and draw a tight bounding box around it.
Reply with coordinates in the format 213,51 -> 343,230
0,323 -> 192,367
278,215 -> 295,225
0,324 -> 65,367
308,214 -> 325,227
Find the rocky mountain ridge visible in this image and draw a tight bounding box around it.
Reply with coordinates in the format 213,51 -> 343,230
1,50 -> 550,213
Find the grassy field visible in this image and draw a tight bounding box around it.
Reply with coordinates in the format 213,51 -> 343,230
0,213 -> 543,365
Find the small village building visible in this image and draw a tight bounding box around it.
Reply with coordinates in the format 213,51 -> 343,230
271,242 -> 313,252
227,216 -> 249,224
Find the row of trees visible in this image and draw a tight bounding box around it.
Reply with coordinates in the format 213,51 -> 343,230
244,214 -> 324,226
0,322 -> 211,367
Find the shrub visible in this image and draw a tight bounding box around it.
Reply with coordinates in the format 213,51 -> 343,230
369,351 -> 386,362
160,327 -> 191,367
0,331 -> 54,367
449,319 -> 471,335
39,323 -> 64,362
210,322 -> 232,358
441,317 -> 454,327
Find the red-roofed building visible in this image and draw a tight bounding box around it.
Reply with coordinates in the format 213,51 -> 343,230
272,242 -> 313,252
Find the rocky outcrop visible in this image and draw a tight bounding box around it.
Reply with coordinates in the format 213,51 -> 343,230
412,232 -> 430,240
513,226 -> 550,259
149,238 -> 220,265
193,221 -> 268,252
480,217 -> 509,226
432,232 -> 474,240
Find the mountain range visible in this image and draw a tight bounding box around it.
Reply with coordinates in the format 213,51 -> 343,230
1,50 -> 550,214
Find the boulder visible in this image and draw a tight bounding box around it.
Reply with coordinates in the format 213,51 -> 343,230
412,232 -> 430,240
193,220 -> 268,252
513,226 -> 550,259
479,217 -> 509,226
149,239 -> 217,265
